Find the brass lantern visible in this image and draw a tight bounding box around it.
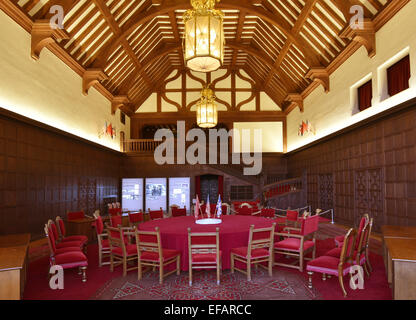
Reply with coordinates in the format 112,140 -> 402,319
196,85 -> 218,128
183,0 -> 224,72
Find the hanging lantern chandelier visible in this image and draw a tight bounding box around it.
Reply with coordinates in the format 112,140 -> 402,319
183,0 -> 225,72
196,85 -> 218,128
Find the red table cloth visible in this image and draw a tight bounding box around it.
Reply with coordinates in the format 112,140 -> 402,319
138,215 -> 274,270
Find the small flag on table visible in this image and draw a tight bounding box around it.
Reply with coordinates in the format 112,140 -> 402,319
206,194 -> 211,218
194,195 -> 200,219
216,195 -> 222,219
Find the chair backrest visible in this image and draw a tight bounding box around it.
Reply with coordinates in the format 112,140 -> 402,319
110,215 -> 123,228
94,211 -> 105,235
222,203 -> 230,215
148,208 -> 164,220
107,226 -> 127,256
299,215 -> 320,236
356,217 -> 373,261
67,211 -> 85,221
172,207 -> 187,217
129,211 -> 144,224
48,220 -> 60,243
134,226 -> 162,262
339,228 -> 357,268
115,202 -> 121,208
260,208 -> 275,218
355,214 -> 369,248
44,224 -> 57,255
240,202 -> 252,208
286,210 -> 299,221
109,207 -> 122,216
236,206 -> 253,216
188,227 -> 220,262
169,204 -> 179,216
55,216 -> 66,238
108,203 -> 113,209
246,223 -> 276,259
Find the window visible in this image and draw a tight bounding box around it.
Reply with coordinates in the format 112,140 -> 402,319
230,185 -> 253,200
387,55 -> 410,97
357,80 -> 372,111
120,112 -> 126,125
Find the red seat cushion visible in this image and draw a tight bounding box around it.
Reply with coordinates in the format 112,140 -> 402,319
334,235 -> 344,247
56,241 -> 83,249
63,235 -> 87,244
55,247 -> 82,254
274,238 -> 315,252
231,247 -> 270,259
192,252 -> 221,264
54,251 -> 88,268
306,256 -> 351,276
112,244 -> 137,256
101,239 -> 110,249
140,249 -> 180,262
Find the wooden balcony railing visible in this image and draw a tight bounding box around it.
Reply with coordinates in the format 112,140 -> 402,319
123,139 -> 164,153
263,176 -> 302,200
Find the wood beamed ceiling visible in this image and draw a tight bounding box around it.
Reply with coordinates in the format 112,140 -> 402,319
1,0 -> 410,116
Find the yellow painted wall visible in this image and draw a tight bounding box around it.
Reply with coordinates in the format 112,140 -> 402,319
287,1 -> 416,152
0,10 -> 129,151
233,122 -> 284,153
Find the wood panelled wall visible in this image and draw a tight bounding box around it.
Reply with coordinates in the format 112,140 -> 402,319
286,104 -> 416,231
0,110 -> 121,239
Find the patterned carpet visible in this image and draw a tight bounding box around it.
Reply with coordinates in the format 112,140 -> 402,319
91,268 -> 321,300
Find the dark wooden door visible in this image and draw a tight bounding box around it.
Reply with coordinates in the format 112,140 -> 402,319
200,175 -> 219,204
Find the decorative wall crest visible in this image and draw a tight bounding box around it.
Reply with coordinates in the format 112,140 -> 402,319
298,120 -> 315,136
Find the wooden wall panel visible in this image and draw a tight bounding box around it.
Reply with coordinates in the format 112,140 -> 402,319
0,111 -> 121,239
287,105 -> 416,231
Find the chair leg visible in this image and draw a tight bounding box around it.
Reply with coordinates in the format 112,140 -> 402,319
299,252 -> 304,272
217,262 -> 220,285
338,274 -> 347,297
176,256 -> 180,275
159,264 -> 164,284
247,261 -> 251,281
81,266 -> 87,282
268,256 -> 273,277
322,273 -> 326,281
307,271 -> 313,289
138,259 -> 142,280
366,249 -> 373,272
98,248 -> 102,267
110,254 -> 114,272
363,262 -> 370,277
123,257 -> 127,277
231,254 -> 235,274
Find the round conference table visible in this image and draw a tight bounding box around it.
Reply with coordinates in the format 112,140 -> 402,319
138,215 -> 274,271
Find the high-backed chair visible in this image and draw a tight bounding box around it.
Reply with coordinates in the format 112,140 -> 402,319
44,225 -> 88,282
148,208 -> 164,220
107,226 -> 137,276
67,211 -> 85,221
47,220 -> 85,252
55,216 -> 88,245
134,226 -> 181,284
169,204 -> 179,217
335,214 -> 369,248
172,206 -> 187,217
230,223 -> 276,281
128,211 -> 144,228
235,206 -> 253,216
306,228 -> 357,297
93,211 -> 110,267
285,209 -> 299,227
222,203 -> 231,215
274,215 -> 319,272
188,227 -> 221,286
110,215 -> 123,228
109,207 -> 122,216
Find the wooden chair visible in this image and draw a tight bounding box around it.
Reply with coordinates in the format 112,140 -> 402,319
307,228 -> 357,297
107,226 -> 137,276
274,215 -> 319,272
44,225 -> 88,282
335,214 -> 369,248
128,211 -> 144,228
148,207 -> 164,220
222,203 -> 231,215
188,227 -> 221,286
230,223 -> 276,281
134,226 -> 181,284
285,209 -> 300,228
93,211 -> 110,267
109,207 -> 122,216
47,220 -> 85,252
172,206 -> 187,217
169,204 -> 179,217
55,216 -> 88,245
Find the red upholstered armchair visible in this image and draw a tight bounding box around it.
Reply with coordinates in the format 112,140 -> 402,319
44,225 -> 88,282
93,211 -> 110,267
67,211 -> 85,221
148,208 -> 164,220
285,209 -> 300,227
188,227 -> 221,286
107,226 -> 137,276
134,226 -> 181,284
172,207 -> 187,217
55,216 -> 88,245
306,228 -> 357,297
231,223 -> 276,281
274,215 -> 319,272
